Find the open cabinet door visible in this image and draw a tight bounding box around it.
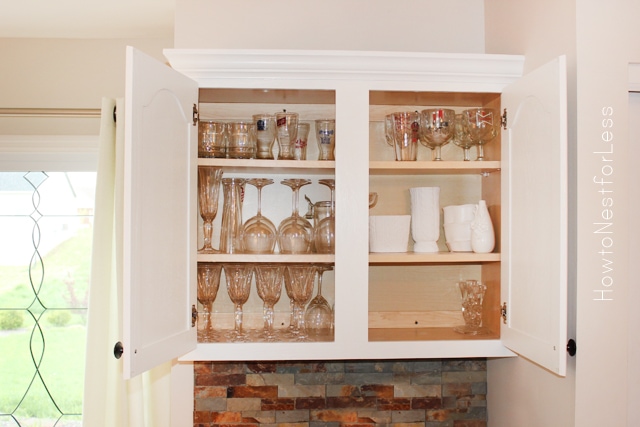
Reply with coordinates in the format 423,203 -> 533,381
122,46 -> 198,379
501,56 -> 568,376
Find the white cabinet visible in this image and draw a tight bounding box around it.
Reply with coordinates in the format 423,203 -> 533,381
122,47 -> 567,379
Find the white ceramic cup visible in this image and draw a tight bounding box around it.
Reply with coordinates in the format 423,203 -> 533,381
369,215 -> 411,253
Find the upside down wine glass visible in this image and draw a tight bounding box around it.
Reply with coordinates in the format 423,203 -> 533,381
241,178 -> 277,254
198,166 -> 223,253
304,264 -> 334,339
277,179 -> 313,254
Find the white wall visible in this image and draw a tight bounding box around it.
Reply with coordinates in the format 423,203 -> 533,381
0,37 -> 172,135
174,0 -> 485,53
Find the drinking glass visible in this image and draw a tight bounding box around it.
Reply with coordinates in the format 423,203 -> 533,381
241,178 -> 277,254
284,264 -> 317,341
315,119 -> 336,160
419,108 -> 455,161
293,122 -> 310,160
223,263 -> 254,341
314,179 -> 335,254
275,111 -> 299,160
253,113 -> 277,159
277,179 -> 313,254
452,113 -> 476,161
227,121 -> 256,159
219,177 -> 246,254
384,114 -> 394,146
453,280 -> 488,335
391,111 -> 419,161
304,264 -> 334,339
254,263 -> 285,341
461,108 -> 500,161
197,262 -> 222,341
198,120 -> 227,158
198,166 -> 223,253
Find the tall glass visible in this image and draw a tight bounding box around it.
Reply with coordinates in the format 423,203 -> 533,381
219,177 -> 246,254
277,179 -> 313,254
275,111 -> 299,160
315,119 -> 336,160
198,166 -> 223,253
253,113 -> 277,159
391,111 -> 419,161
293,122 -> 310,160
453,280 -> 488,335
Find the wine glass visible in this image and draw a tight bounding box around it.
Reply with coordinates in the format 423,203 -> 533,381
304,264 -> 334,339
461,108 -> 500,161
241,178 -> 277,254
277,179 -> 313,254
198,166 -> 223,253
452,113 -> 476,161
419,108 -> 456,161
254,263 -> 284,341
284,264 -> 317,341
222,263 -> 254,342
196,262 -> 222,341
314,179 -> 335,254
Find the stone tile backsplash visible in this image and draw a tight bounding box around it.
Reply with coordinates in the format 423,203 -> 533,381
194,359 -> 487,427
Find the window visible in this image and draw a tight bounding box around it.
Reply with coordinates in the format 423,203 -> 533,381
0,136 -> 98,427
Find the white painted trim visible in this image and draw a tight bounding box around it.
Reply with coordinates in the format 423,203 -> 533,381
0,135 -> 99,171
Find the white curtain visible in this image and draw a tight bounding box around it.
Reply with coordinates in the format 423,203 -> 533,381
83,97 -> 172,427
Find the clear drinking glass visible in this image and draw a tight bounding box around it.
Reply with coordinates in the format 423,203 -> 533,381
275,111 -> 299,160
452,113 -> 476,161
227,121 -> 257,159
384,114 -> 395,146
304,264 -> 334,339
197,262 -> 222,341
198,120 -> 227,158
223,263 -> 254,341
293,122 -> 310,160
198,166 -> 223,253
277,179 -> 313,254
419,108 -> 456,161
313,179 -> 336,254
315,119 -> 336,160
254,263 -> 285,341
219,177 -> 246,254
453,279 -> 488,335
284,264 -> 317,341
240,178 -> 277,254
253,113 -> 277,159
461,108 -> 500,161
391,111 -> 419,161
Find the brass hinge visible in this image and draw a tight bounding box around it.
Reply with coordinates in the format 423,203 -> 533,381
192,104 -> 199,126
501,108 -> 507,130
500,302 -> 507,324
192,304 -> 198,327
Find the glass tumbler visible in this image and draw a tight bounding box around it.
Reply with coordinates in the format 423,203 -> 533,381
253,114 -> 277,159
315,119 -> 336,160
275,111 -> 299,160
198,120 -> 227,158
293,122 -> 310,160
227,121 -> 256,159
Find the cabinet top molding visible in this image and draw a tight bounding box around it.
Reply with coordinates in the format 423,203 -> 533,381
163,49 -> 525,92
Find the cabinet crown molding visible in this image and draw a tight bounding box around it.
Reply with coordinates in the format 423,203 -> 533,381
163,49 -> 525,91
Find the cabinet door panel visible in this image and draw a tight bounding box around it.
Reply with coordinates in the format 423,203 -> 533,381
501,56 -> 568,375
123,47 -> 198,379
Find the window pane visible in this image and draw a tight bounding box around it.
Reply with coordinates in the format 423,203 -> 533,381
0,171 -> 95,426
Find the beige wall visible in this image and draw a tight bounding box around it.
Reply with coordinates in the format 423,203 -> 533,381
174,0 -> 485,52
0,37 -> 172,135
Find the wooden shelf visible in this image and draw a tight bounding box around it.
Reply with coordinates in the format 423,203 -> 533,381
369,327 -> 500,342
198,158 -> 335,174
197,253 -> 335,263
369,160 -> 500,175
369,252 -> 500,264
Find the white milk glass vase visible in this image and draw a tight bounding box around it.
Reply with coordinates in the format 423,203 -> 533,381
409,187 -> 440,253
470,200 -> 495,253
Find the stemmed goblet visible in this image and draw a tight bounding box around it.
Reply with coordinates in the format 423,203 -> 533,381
314,179 -> 336,254
196,262 -> 222,341
304,264 -> 334,339
241,178 -> 277,254
452,113 -> 476,161
277,179 -> 313,254
284,264 -> 317,341
461,108 -> 500,161
419,108 -> 456,161
222,263 -> 254,342
254,263 -> 285,341
198,166 -> 223,253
